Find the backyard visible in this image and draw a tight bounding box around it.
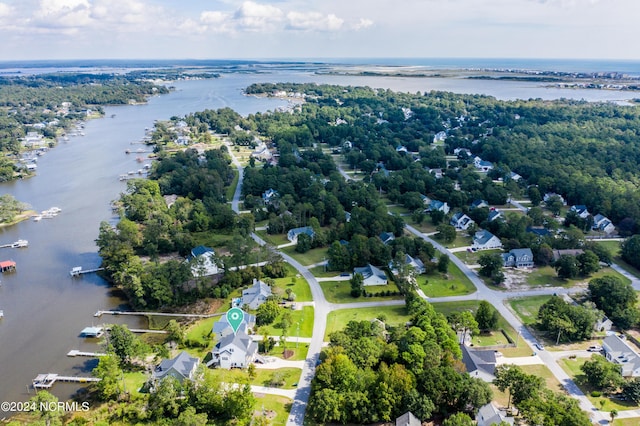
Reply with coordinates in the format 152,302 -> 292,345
319,280 -> 403,304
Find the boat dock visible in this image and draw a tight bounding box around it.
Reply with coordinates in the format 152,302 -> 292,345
70,266 -> 105,276
32,374 -> 100,389
0,240 -> 28,249
94,310 -> 221,318
80,325 -> 167,336
67,350 -> 106,357
0,310 -> 3,319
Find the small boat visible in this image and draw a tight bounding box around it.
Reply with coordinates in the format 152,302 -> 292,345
33,215 -> 42,222
48,207 -> 61,214
11,240 -> 28,248
0,310 -> 4,319
125,149 -> 131,154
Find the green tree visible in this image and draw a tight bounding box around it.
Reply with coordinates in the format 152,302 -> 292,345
589,275 -> 639,329
448,311 -> 479,344
148,375 -> 184,420
545,195 -> 564,216
436,224 -> 456,243
479,252 -> 503,280
494,364 -> 543,408
29,391 -> 64,426
176,406 -> 208,426
622,378 -> 640,404
581,354 -> 623,392
475,300 -> 499,331
555,254 -> 579,279
577,250 -> 600,276
166,319 -> 185,344
350,272 -> 364,298
256,300 -> 281,326
295,232 -> 312,253
442,412 -> 474,426
106,324 -> 147,365
93,353 -> 123,400
621,235 -> 640,269
437,253 -> 450,273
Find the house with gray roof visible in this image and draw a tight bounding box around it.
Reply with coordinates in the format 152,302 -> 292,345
427,199 -> 450,214
461,344 -> 497,382
213,311 -> 256,339
287,226 -> 315,243
473,156 -> 494,172
395,411 -> 421,426
152,351 -> 200,384
471,199 -> 489,209
262,188 -> 278,205
593,214 -> 616,235
570,204 -> 590,219
502,248 -> 534,268
241,279 -> 272,310
472,230 -> 502,250
602,334 -> 640,377
389,254 -> 425,276
476,403 -> 514,426
353,264 -> 388,286
379,231 -> 396,245
207,330 -> 258,370
487,209 -> 504,222
189,246 -> 221,277
450,212 -> 474,230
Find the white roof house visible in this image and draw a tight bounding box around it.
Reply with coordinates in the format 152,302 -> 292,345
208,330 -> 259,370
472,230 -> 502,250
476,403 -> 514,426
353,264 -> 388,286
152,351 -> 200,384
603,334 -> 640,377
241,279 -> 272,310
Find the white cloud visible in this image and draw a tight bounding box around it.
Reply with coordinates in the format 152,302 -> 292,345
352,18 -> 373,30
233,1 -> 284,31
286,11 -> 343,31
33,0 -> 92,29
0,2 -> 12,18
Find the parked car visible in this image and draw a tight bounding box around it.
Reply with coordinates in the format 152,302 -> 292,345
588,345 -> 602,352
535,342 -> 545,351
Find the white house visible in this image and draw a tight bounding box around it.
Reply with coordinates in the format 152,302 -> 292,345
189,246 -> 220,277
427,199 -> 450,214
353,264 -> 388,286
241,279 -> 272,310
502,248 -> 534,268
395,411 -> 421,426
487,209 -> 504,222
570,205 -> 590,219
593,214 -> 616,235
544,192 -> 567,205
389,254 -> 426,276
476,403 -> 514,426
213,312 -> 256,339
286,226 -> 315,243
152,351 -> 200,384
262,188 -> 279,205
473,156 -> 494,172
472,230 -> 503,250
450,212 -> 474,230
602,334 -> 640,377
208,330 -> 259,370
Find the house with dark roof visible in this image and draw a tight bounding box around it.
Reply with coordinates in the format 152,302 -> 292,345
502,248 -> 534,268
450,212 -> 474,230
473,156 -> 494,172
427,199 -> 450,214
526,226 -> 552,238
476,403 -> 514,426
487,209 -> 503,222
353,264 -> 388,286
472,230 -> 502,250
395,411 -> 421,426
471,199 -> 489,209
379,231 -> 396,245
509,171 -> 522,182
152,351 -> 200,384
287,226 -> 315,243
461,344 -> 497,382
189,246 -> 220,277
262,188 -> 278,205
241,279 -> 272,310
570,205 -> 590,219
208,330 -> 258,370
420,194 -> 432,206
602,334 -> 640,377
552,249 -> 584,262
213,311 -> 256,339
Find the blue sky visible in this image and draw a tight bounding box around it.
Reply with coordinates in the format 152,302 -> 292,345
0,0 -> 637,60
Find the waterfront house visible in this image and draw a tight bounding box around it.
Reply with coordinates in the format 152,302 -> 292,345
208,330 -> 259,369
0,260 -> 16,272
241,279 -> 272,310
450,212 -> 474,230
472,230 -> 502,250
287,226 -> 315,243
502,248 -> 534,268
353,264 -> 388,286
152,351 -> 200,384
602,334 -> 640,377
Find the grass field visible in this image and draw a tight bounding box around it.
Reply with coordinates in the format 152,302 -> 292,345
417,263 -> 476,297
185,316 -> 218,347
508,295 -> 553,325
308,265 -> 347,278
454,248 -> 502,265
208,367 -> 301,390
255,230 -> 290,247
526,266 -> 631,288
558,357 -> 639,412
226,169 -> 239,200
281,246 -> 328,266
252,394 -> 292,426
268,343 -> 309,361
319,280 -> 403,304
259,306 -> 314,338
324,305 -> 410,339
272,266 -> 313,302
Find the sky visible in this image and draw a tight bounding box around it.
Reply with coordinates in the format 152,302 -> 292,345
0,0 -> 637,61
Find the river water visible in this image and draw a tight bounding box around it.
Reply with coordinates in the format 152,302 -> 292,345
0,70 -> 635,413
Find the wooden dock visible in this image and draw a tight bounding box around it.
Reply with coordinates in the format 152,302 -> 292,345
94,310 -> 221,319
70,266 -> 104,276
67,350 -> 106,357
32,374 -> 100,389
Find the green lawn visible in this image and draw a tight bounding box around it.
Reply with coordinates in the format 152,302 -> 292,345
226,169 -> 239,200
526,266 -> 631,288
255,230 -> 290,247
252,394 -> 292,426
324,305 -> 411,339
185,316 -> 218,346
508,295 -> 552,325
208,367 -> 301,390
430,300 -> 519,346
271,266 -> 313,302
281,246 -> 328,266
417,263 -> 476,297
558,357 -> 639,412
259,306 -> 314,338
519,364 -> 563,392
122,371 -> 148,395
268,343 -> 309,361
319,280 -> 403,304
454,248 -> 502,265
308,265 -> 348,278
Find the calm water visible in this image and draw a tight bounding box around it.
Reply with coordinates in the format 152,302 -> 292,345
0,70 -> 636,413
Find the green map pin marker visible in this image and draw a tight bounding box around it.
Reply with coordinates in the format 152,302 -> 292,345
227,307 -> 245,334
